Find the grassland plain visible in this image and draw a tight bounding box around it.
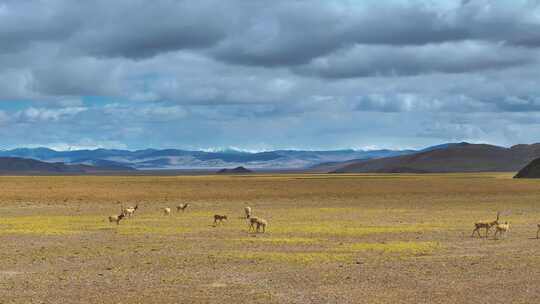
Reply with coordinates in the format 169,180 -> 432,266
0,173 -> 539,303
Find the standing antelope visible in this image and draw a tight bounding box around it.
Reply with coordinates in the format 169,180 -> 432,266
213,214 -> 227,225
163,207 -> 171,216
244,206 -> 252,219
472,212 -> 500,238
176,203 -> 190,212
493,222 -> 510,239
108,213 -> 126,225
255,218 -> 268,233
536,224 -> 540,239
248,217 -> 259,232
123,204 -> 139,217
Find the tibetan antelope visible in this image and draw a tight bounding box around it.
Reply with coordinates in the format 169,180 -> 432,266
255,218 -> 268,233
213,214 -> 227,225
176,203 -> 190,212
248,217 -> 259,232
123,204 -> 139,217
493,222 -> 510,239
244,206 -> 252,219
108,213 -> 126,225
472,212 -> 500,238
536,224 -> 540,239
163,207 -> 171,216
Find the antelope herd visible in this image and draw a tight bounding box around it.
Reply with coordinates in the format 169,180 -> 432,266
107,204 -> 540,239
108,203 -> 270,233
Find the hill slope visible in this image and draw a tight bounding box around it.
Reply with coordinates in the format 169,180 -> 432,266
216,166 -> 253,174
514,157 -> 540,178
333,143 -> 540,173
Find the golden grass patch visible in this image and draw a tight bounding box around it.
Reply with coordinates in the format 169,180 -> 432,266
0,215 -> 108,235
0,215 -> 194,235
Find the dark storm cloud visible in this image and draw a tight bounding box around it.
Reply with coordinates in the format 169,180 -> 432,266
211,0 -> 540,68
3,0 -> 539,65
295,42 -> 535,79
2,1 -> 540,70
0,0 -> 81,53
211,1 -> 469,67
69,0 -> 229,59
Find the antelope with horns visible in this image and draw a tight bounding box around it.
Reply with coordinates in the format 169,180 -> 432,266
472,212 -> 500,238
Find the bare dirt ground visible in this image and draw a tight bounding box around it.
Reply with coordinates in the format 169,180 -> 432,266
0,173 -> 539,303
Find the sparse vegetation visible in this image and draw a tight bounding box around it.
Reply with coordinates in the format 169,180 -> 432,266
1,173 -> 540,303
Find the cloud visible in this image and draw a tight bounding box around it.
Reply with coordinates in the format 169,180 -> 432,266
31,57 -> 123,96
295,41 -> 536,78
69,0 -> 228,59
23,140 -> 128,151
0,0 -> 81,54
102,103 -> 187,122
0,0 -> 540,150
15,107 -> 87,122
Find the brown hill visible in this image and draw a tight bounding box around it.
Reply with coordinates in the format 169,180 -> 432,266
308,159 -> 366,173
216,166 -> 253,174
0,157 -> 134,173
514,157 -> 540,178
333,143 -> 540,173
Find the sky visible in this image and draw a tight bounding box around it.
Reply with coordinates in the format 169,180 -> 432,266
1,0 -> 540,151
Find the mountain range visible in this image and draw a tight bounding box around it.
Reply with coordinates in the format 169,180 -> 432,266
0,157 -> 134,173
0,147 -> 415,170
0,142 -> 538,173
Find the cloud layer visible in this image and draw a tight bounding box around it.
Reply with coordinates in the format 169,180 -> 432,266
1,0 -> 540,150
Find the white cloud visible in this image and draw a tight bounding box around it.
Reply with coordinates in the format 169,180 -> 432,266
16,107 -> 87,122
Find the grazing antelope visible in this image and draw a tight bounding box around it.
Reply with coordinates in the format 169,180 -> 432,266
108,213 -> 126,225
213,214 -> 227,225
123,204 -> 139,217
493,222 -> 510,239
248,217 -> 260,232
536,224 -> 540,239
176,203 -> 190,212
244,206 -> 252,219
472,212 -> 500,238
163,207 -> 171,216
255,218 -> 268,233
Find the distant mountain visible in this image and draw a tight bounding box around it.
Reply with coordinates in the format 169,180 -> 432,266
514,157 -> 540,178
216,166 -> 253,174
308,145 -> 459,172
333,143 -> 540,173
0,157 -> 134,173
5,143 -> 534,172
419,142 -> 468,152
308,159 -> 366,173
0,147 -> 416,170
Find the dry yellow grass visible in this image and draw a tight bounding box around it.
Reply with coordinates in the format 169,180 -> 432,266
0,173 -> 539,303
